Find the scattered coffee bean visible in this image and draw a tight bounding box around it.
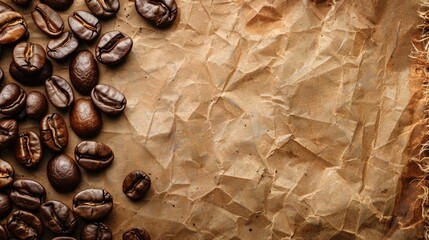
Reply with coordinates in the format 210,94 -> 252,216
39,200 -> 76,235
70,98 -> 102,138
80,222 -> 112,240
26,91 -> 48,119
72,188 -> 113,220
122,170 -> 151,200
13,41 -> 46,75
0,118 -> 18,148
47,154 -> 80,192
0,223 -> 7,240
12,0 -> 31,7
135,0 -> 177,27
70,50 -> 99,95
32,3 -> 64,37
123,227 -> 151,240
10,179 -> 46,211
10,59 -> 53,86
0,159 -> 13,189
91,84 -> 126,115
0,83 -> 26,116
68,11 -> 101,41
7,210 -> 43,239
40,113 -> 69,152
45,75 -> 74,110
47,31 -> 79,60
85,0 -> 119,18
0,193 -> 11,217
15,131 -> 43,168
75,141 -> 113,171
0,11 -> 27,44
41,0 -> 73,11
95,31 -> 133,65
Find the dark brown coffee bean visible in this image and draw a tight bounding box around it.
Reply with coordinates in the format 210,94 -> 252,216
12,0 -> 31,7
95,31 -> 132,65
13,42 -> 46,75
0,223 -> 8,240
0,193 -> 11,217
0,11 -> 27,44
85,0 -> 119,19
40,0 -> 73,11
75,141 -> 113,171
39,200 -> 76,235
0,1 -> 14,13
10,59 -> 53,86
0,83 -> 26,116
70,98 -> 102,138
26,91 -> 48,119
32,3 -> 64,37
0,159 -> 13,189
122,227 -> 150,240
122,170 -> 151,200
15,131 -> 43,168
72,188 -> 112,221
10,179 -> 45,211
53,237 -> 77,240
7,210 -> 43,239
70,50 -> 99,95
47,31 -> 79,60
47,154 -> 80,192
45,76 -> 74,110
0,118 -> 18,148
80,222 -> 112,240
68,11 -> 101,42
135,0 -> 177,27
91,84 -> 126,115
40,113 -> 68,152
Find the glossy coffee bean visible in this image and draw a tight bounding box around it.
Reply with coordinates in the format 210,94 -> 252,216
68,11 -> 101,41
40,113 -> 68,152
15,131 -> 43,168
135,0 -> 177,27
0,193 -> 11,217
122,227 -> 151,240
10,179 -> 45,211
32,3 -> 64,37
95,31 -> 132,65
0,159 -> 13,189
80,222 -> 112,240
12,0 -> 31,7
39,200 -> 76,235
26,91 -> 48,119
41,0 -> 73,11
70,50 -> 99,95
0,11 -> 27,44
0,224 -> 7,240
122,170 -> 151,200
48,154 -> 80,192
0,83 -> 26,116
13,42 -> 46,75
45,75 -> 74,110
0,118 -> 18,148
91,84 -> 126,115
7,210 -> 43,239
10,59 -> 53,86
75,141 -> 113,171
72,188 -> 113,221
47,31 -> 79,60
0,1 -> 14,13
85,0 -> 119,18
70,99 -> 102,138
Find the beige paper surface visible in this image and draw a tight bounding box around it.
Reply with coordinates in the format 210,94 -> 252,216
0,0 -> 423,239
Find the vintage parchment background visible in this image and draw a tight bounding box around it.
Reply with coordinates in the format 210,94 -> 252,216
0,0 -> 423,239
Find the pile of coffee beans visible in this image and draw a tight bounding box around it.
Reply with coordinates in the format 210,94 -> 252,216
0,0 -> 178,239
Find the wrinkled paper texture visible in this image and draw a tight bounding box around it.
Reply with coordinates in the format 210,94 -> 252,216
0,0 -> 423,239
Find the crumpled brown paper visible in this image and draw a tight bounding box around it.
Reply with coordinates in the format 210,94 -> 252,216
0,0 -> 423,239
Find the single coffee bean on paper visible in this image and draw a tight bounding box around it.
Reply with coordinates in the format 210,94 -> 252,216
91,84 -> 127,115
95,31 -> 133,65
70,98 -> 102,138
72,188 -> 113,220
68,10 -> 101,41
135,0 -> 177,27
123,170 -> 151,200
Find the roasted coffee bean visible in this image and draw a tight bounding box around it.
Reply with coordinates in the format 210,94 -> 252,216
53,237 -> 77,240
75,141 -> 113,171
10,179 -> 45,211
0,11 -> 27,44
12,0 -> 31,7
0,118 -> 18,148
47,31 -> 79,60
95,31 -> 132,65
86,0 -> 119,19
7,210 -> 43,239
122,170 -> 151,200
122,227 -> 151,240
13,42 -> 46,75
0,223 -> 7,240
0,83 -> 26,116
47,154 -> 80,192
39,200 -> 76,235
15,131 -> 43,168
45,76 -> 74,110
40,113 -> 68,152
80,222 -> 112,240
0,1 -> 14,13
68,11 -> 101,41
70,99 -> 102,138
70,50 -> 99,95
0,159 -> 13,189
32,3 -> 64,37
0,193 -> 11,217
26,91 -> 48,119
91,84 -> 126,115
72,188 -> 113,220
40,0 -> 73,11
10,59 -> 53,86
135,0 -> 177,27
